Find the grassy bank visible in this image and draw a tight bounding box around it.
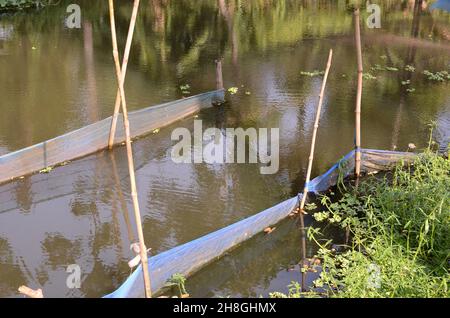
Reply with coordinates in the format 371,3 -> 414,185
278,147 -> 449,298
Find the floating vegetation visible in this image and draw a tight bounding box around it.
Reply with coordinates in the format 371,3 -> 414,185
405,65 -> 416,72
371,64 -> 386,72
228,87 -> 239,95
423,70 -> 450,82
39,166 -> 53,174
401,80 -> 411,86
0,0 -> 57,11
300,70 -> 325,77
180,84 -> 191,95
362,73 -> 377,80
385,66 -> 399,72
165,273 -> 188,298
406,88 -> 416,93
371,64 -> 399,72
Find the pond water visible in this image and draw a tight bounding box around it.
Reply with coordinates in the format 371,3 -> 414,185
0,1 -> 449,297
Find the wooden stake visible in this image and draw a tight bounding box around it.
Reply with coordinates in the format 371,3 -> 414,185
215,59 -> 224,90
108,0 -> 140,150
297,49 -> 333,292
108,0 -> 152,298
354,9 -> 363,178
299,49 -> 333,213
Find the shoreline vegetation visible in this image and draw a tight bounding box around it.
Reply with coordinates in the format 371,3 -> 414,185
274,138 -> 449,298
0,0 -> 57,12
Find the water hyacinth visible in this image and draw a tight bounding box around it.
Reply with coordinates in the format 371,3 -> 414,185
300,70 -> 325,77
363,73 -> 377,80
423,70 -> 450,82
228,87 -> 239,94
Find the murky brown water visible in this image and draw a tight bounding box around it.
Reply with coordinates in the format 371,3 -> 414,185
0,1 -> 449,298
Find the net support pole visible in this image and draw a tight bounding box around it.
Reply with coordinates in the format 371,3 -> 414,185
108,0 -> 152,298
299,49 -> 333,212
354,9 -> 363,178
108,0 -> 140,150
298,49 -> 333,291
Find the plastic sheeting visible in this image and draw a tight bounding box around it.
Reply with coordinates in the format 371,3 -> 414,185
0,89 -> 225,184
104,148 -> 416,298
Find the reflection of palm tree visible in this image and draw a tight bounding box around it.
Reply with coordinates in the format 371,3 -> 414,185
392,0 -> 422,149
151,0 -> 168,62
218,0 -> 238,65
83,20 -> 99,123
0,237 -> 27,297
151,0 -> 166,32
41,234 -> 83,270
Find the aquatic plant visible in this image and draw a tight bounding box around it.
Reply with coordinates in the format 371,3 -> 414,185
423,70 -> 450,82
385,66 -> 399,72
180,84 -> 191,95
405,65 -> 416,72
303,147 -> 450,298
401,80 -> 411,86
370,64 -> 399,73
227,87 -> 239,95
166,273 -> 188,297
363,73 -> 377,80
300,70 -> 325,77
0,0 -> 57,11
277,133 -> 449,298
371,64 -> 385,72
39,166 -> 53,174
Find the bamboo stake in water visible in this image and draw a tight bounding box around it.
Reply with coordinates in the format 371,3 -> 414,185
297,49 -> 333,292
299,49 -> 334,213
108,0 -> 140,150
108,0 -> 152,298
354,9 -> 363,178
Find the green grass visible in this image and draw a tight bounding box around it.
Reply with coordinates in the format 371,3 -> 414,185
277,145 -> 449,298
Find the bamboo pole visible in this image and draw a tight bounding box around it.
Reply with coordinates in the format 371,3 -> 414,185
108,0 -> 152,298
354,9 -> 363,178
299,49 -> 333,213
108,0 -> 140,150
297,49 -> 333,292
